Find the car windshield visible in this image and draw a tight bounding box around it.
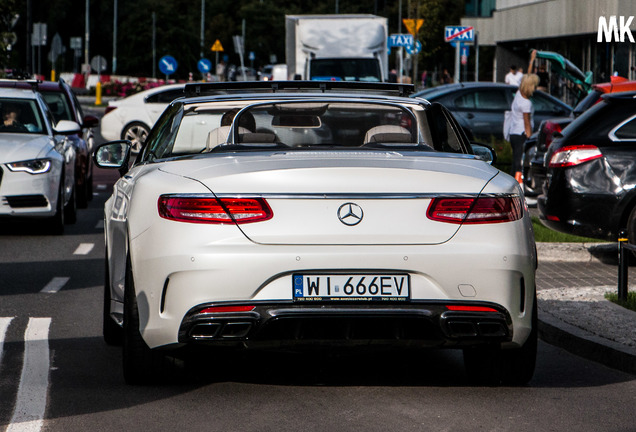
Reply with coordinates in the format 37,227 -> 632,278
0,98 -> 46,134
41,91 -> 73,123
140,98 -> 468,161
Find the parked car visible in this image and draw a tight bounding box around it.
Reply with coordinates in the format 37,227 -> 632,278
411,82 -> 572,141
100,83 -> 185,153
94,80 -> 537,386
538,91 -> 636,242
524,77 -> 636,196
0,87 -> 81,233
0,78 -> 100,207
259,64 -> 288,81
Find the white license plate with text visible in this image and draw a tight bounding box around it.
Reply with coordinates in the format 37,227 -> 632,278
293,274 -> 410,301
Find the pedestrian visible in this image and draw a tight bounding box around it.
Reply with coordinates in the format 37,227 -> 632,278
216,60 -> 226,82
421,70 -> 428,88
507,73 -> 540,184
442,68 -> 452,84
505,65 -> 522,87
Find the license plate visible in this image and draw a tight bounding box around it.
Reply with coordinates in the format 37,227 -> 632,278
293,274 -> 410,302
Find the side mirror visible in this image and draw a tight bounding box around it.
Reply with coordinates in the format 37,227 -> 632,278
54,120 -> 81,135
93,140 -> 132,177
470,142 -> 497,165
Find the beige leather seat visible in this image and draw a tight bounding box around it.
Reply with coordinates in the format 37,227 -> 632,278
363,125 -> 412,144
206,126 -> 250,151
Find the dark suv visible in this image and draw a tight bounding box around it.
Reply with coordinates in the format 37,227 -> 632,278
538,91 -> 636,242
0,79 -> 99,207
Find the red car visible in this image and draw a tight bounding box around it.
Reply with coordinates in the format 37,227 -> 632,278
0,79 -> 99,207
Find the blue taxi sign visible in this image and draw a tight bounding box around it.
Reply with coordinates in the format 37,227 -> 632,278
444,26 -> 474,43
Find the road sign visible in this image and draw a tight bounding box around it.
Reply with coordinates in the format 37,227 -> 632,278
211,39 -> 224,52
90,55 -> 107,73
198,58 -> 212,74
402,19 -> 424,36
445,26 -> 474,43
406,40 -> 422,55
388,34 -> 414,48
70,37 -> 82,50
159,55 -> 178,76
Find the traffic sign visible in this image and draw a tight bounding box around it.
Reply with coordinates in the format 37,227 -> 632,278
90,55 -> 107,73
197,58 -> 212,74
402,19 -> 424,36
159,55 -> 178,76
406,40 -> 422,55
211,39 -> 224,52
445,26 -> 474,43
388,34 -> 414,48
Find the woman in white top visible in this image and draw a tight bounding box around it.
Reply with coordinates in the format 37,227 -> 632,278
509,73 -> 540,184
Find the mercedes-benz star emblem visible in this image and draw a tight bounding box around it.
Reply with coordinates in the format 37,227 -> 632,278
337,203 -> 364,226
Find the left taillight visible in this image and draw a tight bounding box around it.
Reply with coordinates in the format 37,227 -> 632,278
158,195 -> 273,224
548,145 -> 602,168
427,196 -> 523,224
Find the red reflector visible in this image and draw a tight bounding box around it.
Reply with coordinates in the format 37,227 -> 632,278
199,305 -> 255,314
446,305 -> 498,312
427,196 -> 522,224
543,121 -> 562,148
158,196 -> 272,224
546,215 -> 560,222
548,145 -> 602,168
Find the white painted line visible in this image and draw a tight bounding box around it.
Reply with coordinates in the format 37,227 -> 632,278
7,317 -> 51,432
73,243 -> 94,255
96,184 -> 107,190
0,317 -> 14,371
40,277 -> 69,294
95,220 -> 104,229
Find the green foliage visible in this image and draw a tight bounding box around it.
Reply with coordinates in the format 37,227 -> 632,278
605,291 -> 636,313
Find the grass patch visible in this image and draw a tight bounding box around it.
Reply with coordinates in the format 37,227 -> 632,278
532,216 -> 603,243
605,291 -> 636,313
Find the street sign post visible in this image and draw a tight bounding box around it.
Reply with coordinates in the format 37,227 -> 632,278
198,58 -> 212,76
445,26 -> 474,83
211,39 -> 224,75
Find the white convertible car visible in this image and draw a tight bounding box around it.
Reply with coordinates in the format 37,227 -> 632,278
95,81 -> 537,385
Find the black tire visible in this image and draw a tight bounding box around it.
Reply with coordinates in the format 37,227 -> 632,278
521,146 -> 539,196
464,297 -> 537,386
103,253 -> 123,346
122,256 -> 179,384
625,206 -> 636,264
64,183 -> 77,224
122,122 -> 150,154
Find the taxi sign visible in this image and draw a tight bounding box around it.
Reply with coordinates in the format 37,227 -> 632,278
445,26 -> 474,43
211,39 -> 224,52
388,34 -> 414,48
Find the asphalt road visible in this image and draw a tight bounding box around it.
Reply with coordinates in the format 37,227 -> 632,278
0,119 -> 635,431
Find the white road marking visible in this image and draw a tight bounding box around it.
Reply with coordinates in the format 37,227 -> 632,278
0,317 -> 14,371
7,317 -> 51,432
73,243 -> 94,255
40,277 -> 69,294
96,184 -> 107,190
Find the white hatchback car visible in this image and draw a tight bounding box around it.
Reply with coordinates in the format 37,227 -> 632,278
0,86 -> 81,233
95,81 -> 537,386
100,83 -> 185,153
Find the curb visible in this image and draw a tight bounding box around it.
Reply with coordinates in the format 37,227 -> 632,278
537,242 -> 617,263
538,310 -> 636,375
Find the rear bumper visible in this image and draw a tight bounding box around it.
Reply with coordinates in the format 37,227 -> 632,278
178,301 -> 513,350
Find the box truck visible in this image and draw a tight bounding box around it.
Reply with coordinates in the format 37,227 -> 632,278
285,14 -> 389,82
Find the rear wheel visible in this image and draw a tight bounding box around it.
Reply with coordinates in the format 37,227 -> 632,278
464,297 -> 537,386
122,257 -> 180,384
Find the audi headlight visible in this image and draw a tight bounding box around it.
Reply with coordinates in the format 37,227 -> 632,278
6,159 -> 52,174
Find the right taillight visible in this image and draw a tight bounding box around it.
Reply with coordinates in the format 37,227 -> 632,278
427,196 -> 523,224
548,145 -> 602,168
